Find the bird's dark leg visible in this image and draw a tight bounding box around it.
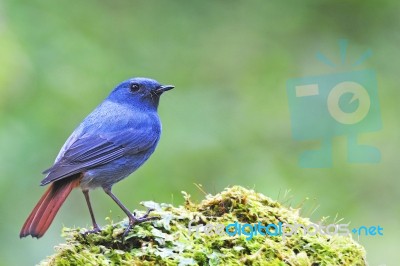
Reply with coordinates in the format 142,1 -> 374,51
82,190 -> 101,234
103,186 -> 156,237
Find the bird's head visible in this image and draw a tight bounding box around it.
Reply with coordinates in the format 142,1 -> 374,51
107,77 -> 174,110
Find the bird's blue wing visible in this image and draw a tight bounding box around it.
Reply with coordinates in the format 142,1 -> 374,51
40,128 -> 159,185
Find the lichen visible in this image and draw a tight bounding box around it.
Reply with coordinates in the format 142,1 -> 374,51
40,186 -> 367,266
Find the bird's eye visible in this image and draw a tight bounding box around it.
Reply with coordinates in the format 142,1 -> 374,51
129,83 -> 140,93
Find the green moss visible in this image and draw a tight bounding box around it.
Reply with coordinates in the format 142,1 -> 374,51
40,186 -> 367,266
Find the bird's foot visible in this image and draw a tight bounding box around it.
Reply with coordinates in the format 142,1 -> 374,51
134,208 -> 156,222
122,208 -> 158,238
83,224 -> 101,235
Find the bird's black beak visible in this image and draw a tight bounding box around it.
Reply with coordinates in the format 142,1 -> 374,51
156,85 -> 175,94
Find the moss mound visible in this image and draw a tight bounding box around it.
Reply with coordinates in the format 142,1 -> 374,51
40,186 -> 367,265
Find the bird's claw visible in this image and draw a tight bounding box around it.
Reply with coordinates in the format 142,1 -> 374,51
83,225 -> 101,235
122,208 -> 158,238
136,208 -> 156,221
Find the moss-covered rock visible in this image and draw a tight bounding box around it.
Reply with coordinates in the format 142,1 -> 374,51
40,186 -> 367,266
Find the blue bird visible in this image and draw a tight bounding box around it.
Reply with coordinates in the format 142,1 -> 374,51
20,77 -> 174,238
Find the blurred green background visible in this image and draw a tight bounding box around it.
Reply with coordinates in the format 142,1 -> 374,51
1,1 -> 398,265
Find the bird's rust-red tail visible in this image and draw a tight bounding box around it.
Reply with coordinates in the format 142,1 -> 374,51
20,175 -> 81,238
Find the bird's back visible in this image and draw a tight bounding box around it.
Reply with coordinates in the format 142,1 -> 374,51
41,99 -> 161,187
